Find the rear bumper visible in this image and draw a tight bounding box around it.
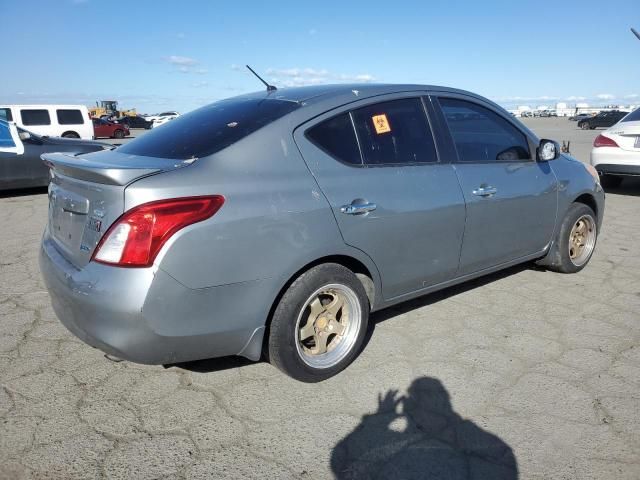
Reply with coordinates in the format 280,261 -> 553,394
594,163 -> 640,176
39,232 -> 273,364
591,148 -> 640,176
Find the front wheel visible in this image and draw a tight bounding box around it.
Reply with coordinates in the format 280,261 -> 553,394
581,123 -> 590,130
62,132 -> 80,138
113,129 -> 124,139
538,203 -> 598,273
268,263 -> 369,382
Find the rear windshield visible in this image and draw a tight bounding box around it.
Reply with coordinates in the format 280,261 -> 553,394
621,108 -> 640,123
118,97 -> 300,159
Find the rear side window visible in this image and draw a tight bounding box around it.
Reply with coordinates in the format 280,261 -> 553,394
351,98 -> 438,165
621,108 -> 640,123
0,108 -> 13,122
21,109 -> 51,126
57,109 -> 84,125
306,113 -> 362,165
439,98 -> 530,162
119,98 -> 299,159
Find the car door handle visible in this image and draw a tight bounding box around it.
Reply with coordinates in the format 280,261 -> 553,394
340,201 -> 377,215
472,186 -> 497,197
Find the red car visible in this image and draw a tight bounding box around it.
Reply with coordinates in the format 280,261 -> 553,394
92,118 -> 129,139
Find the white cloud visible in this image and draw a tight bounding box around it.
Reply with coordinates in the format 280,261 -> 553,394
192,81 -> 209,88
167,55 -> 198,66
230,64 -> 243,71
596,93 -> 615,100
625,93 -> 639,99
166,56 -> 208,75
566,96 -> 586,101
263,67 -> 376,87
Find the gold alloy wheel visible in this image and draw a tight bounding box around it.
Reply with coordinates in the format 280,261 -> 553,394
568,214 -> 597,267
295,284 -> 361,369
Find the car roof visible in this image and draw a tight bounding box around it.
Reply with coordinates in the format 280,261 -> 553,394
232,83 -> 480,105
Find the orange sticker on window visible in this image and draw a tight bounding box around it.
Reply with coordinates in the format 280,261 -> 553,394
372,114 -> 391,134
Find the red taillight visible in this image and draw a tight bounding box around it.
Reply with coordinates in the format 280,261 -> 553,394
593,134 -> 619,148
92,196 -> 224,267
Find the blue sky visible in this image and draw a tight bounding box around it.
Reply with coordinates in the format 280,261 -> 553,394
1,0 -> 638,113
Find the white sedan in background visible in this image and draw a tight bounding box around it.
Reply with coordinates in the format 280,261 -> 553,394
145,111 -> 180,129
590,108 -> 640,188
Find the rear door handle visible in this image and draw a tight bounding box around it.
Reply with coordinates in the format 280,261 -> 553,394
340,201 -> 377,215
472,186 -> 497,197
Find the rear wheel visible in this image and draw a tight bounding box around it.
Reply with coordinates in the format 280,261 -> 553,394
599,174 -> 623,189
538,203 -> 597,273
113,129 -> 124,139
581,122 -> 590,130
62,132 -> 80,138
268,263 -> 369,382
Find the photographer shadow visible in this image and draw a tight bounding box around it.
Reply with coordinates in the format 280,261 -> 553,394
331,377 -> 518,480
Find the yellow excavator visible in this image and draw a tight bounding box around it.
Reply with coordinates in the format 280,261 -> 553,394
89,100 -> 136,118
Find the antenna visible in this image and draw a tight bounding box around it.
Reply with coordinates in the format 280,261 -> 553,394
246,65 -> 277,91
632,28 -> 640,41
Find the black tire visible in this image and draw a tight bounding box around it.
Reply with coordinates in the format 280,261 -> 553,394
62,132 -> 80,138
268,263 -> 370,382
113,129 -> 124,139
599,174 -> 623,189
537,203 -> 598,274
580,122 -> 590,130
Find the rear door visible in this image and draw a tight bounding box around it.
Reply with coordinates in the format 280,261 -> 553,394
295,95 -> 466,300
433,96 -> 557,275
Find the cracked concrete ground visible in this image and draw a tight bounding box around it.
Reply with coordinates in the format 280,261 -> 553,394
1,119 -> 639,479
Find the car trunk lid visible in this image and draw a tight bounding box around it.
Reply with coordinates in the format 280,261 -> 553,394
608,121 -> 640,152
42,149 -> 196,268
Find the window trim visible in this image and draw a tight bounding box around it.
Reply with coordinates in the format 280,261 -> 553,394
303,94 -> 442,168
434,95 -> 536,164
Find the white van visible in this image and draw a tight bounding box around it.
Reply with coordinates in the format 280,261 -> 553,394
0,105 -> 93,140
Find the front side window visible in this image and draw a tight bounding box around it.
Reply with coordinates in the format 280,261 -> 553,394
20,109 -> 51,126
306,113 -> 362,165
351,98 -> 438,165
57,109 -> 84,125
439,98 -> 530,162
119,98 -> 299,159
0,108 -> 13,122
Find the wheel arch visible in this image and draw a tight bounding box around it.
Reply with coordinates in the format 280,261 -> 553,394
61,130 -> 79,138
573,192 -> 599,220
256,253 -> 379,361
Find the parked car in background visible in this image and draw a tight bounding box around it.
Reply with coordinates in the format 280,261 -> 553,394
116,115 -> 153,129
0,105 -> 93,139
578,110 -> 628,130
0,119 -> 109,190
92,118 -> 130,139
40,84 -> 604,382
145,111 -> 180,123
569,113 -> 593,121
149,111 -> 181,128
590,108 -> 640,188
520,111 -> 533,118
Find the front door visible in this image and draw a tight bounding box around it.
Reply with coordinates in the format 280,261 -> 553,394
295,96 -> 466,300
435,96 -> 558,275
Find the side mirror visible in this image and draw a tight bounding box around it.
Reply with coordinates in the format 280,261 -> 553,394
18,131 -> 31,141
537,139 -> 560,161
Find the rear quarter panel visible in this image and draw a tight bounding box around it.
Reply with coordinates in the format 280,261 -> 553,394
124,121 -> 381,298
